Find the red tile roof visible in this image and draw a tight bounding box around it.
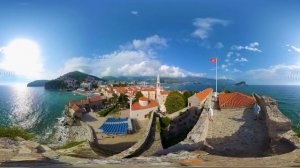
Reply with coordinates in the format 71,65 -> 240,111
161,91 -> 170,95
139,96 -> 148,101
142,88 -> 156,91
71,104 -> 80,112
131,100 -> 158,111
73,99 -> 89,106
218,92 -> 256,108
113,87 -> 127,93
195,88 -> 213,101
89,96 -> 102,103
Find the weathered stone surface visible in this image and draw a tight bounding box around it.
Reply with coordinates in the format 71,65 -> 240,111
254,94 -> 299,153
110,112 -> 157,159
56,141 -> 99,159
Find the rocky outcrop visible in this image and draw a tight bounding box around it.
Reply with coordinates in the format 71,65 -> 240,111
0,137 -> 59,163
55,141 -> 100,159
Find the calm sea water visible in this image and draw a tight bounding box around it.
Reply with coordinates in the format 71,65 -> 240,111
0,85 -> 85,142
166,84 -> 300,129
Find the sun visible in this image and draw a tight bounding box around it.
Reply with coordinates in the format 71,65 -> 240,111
0,38 -> 44,78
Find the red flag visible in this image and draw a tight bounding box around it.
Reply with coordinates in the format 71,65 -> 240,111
210,58 -> 217,63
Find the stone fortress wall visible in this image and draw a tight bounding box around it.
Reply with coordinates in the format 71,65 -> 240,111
254,93 -> 299,152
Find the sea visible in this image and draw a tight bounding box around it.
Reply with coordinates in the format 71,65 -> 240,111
0,84 -> 299,143
0,85 -> 85,143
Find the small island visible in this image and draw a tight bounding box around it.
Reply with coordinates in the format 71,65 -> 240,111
235,81 -> 247,86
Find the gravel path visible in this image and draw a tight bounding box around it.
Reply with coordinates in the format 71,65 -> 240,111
205,107 -> 269,157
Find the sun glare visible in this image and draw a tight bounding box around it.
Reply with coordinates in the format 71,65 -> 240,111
0,38 -> 43,78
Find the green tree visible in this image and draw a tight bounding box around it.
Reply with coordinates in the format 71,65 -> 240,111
92,82 -> 98,89
111,93 -> 118,103
133,91 -> 143,103
165,91 -> 185,114
183,91 -> 195,106
118,93 -> 129,108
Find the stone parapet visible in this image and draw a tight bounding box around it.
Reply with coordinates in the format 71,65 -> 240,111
254,93 -> 300,150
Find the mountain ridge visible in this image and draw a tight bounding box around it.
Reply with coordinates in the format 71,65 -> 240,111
102,75 -> 236,85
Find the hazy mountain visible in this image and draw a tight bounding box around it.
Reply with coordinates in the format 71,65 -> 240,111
57,71 -> 103,81
27,80 -> 49,87
45,71 -> 105,90
102,76 -> 236,85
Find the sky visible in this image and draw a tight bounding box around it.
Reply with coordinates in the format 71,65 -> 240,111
1,0 -> 300,85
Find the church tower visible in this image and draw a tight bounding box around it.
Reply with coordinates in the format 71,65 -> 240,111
156,74 -> 161,102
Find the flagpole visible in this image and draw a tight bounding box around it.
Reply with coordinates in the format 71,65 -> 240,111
216,58 -> 218,97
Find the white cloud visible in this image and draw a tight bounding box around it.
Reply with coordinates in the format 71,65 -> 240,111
234,57 -> 248,62
214,42 -> 224,49
226,51 -> 233,58
233,68 -> 241,73
59,35 -> 205,78
286,44 -> 300,53
131,11 -> 139,15
221,64 -> 228,69
192,17 -> 229,40
122,35 -> 167,50
231,42 -> 262,52
245,64 -> 300,84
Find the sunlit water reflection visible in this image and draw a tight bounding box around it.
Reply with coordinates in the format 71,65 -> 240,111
0,85 -> 85,143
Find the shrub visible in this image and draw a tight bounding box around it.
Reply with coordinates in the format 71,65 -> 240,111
53,141 -> 85,150
98,103 -> 122,116
133,91 -> 143,103
294,128 -> 300,137
160,117 -> 172,129
146,111 -> 153,119
224,90 -> 231,93
183,91 -> 195,106
156,121 -> 161,132
0,127 -> 33,140
165,91 -> 185,114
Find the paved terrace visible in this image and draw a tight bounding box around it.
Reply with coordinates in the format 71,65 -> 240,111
205,105 -> 269,157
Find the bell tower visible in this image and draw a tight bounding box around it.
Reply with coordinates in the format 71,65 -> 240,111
156,74 -> 161,102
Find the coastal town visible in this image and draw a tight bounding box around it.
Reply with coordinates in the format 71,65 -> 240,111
1,0 -> 300,167
1,73 -> 299,167
50,73 -> 299,163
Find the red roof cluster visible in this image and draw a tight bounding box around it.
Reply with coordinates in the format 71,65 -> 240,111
71,104 -> 80,112
160,91 -> 170,95
195,88 -> 213,101
139,96 -> 148,101
142,88 -> 156,92
88,96 -> 102,103
131,100 -> 158,111
218,92 -> 256,108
